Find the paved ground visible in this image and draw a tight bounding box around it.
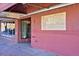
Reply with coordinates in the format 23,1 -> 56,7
0,35 -> 57,56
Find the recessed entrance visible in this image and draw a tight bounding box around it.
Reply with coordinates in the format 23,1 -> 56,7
21,18 -> 31,43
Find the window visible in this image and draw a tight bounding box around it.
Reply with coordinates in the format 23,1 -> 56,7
41,12 -> 66,30
21,21 -> 28,38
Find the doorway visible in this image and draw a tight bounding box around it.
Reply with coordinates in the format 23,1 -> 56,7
21,18 -> 31,43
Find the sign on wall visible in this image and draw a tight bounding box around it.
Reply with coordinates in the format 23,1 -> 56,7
41,12 -> 66,30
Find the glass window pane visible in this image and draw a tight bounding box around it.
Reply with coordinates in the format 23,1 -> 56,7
21,21 -> 28,38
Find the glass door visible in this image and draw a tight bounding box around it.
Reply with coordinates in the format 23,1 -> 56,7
21,19 -> 31,39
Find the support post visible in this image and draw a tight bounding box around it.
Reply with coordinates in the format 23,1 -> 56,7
15,19 -> 22,43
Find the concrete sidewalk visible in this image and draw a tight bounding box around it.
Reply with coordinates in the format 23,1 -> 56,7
0,36 -> 57,56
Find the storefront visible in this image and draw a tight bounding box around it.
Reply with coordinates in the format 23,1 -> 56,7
0,3 -> 79,56
16,3 -> 79,55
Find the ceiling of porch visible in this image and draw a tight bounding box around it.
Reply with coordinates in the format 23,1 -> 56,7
5,3 -> 60,14
0,3 -> 74,19
0,3 -> 60,19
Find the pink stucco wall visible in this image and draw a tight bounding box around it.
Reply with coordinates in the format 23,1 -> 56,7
31,4 -> 79,56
